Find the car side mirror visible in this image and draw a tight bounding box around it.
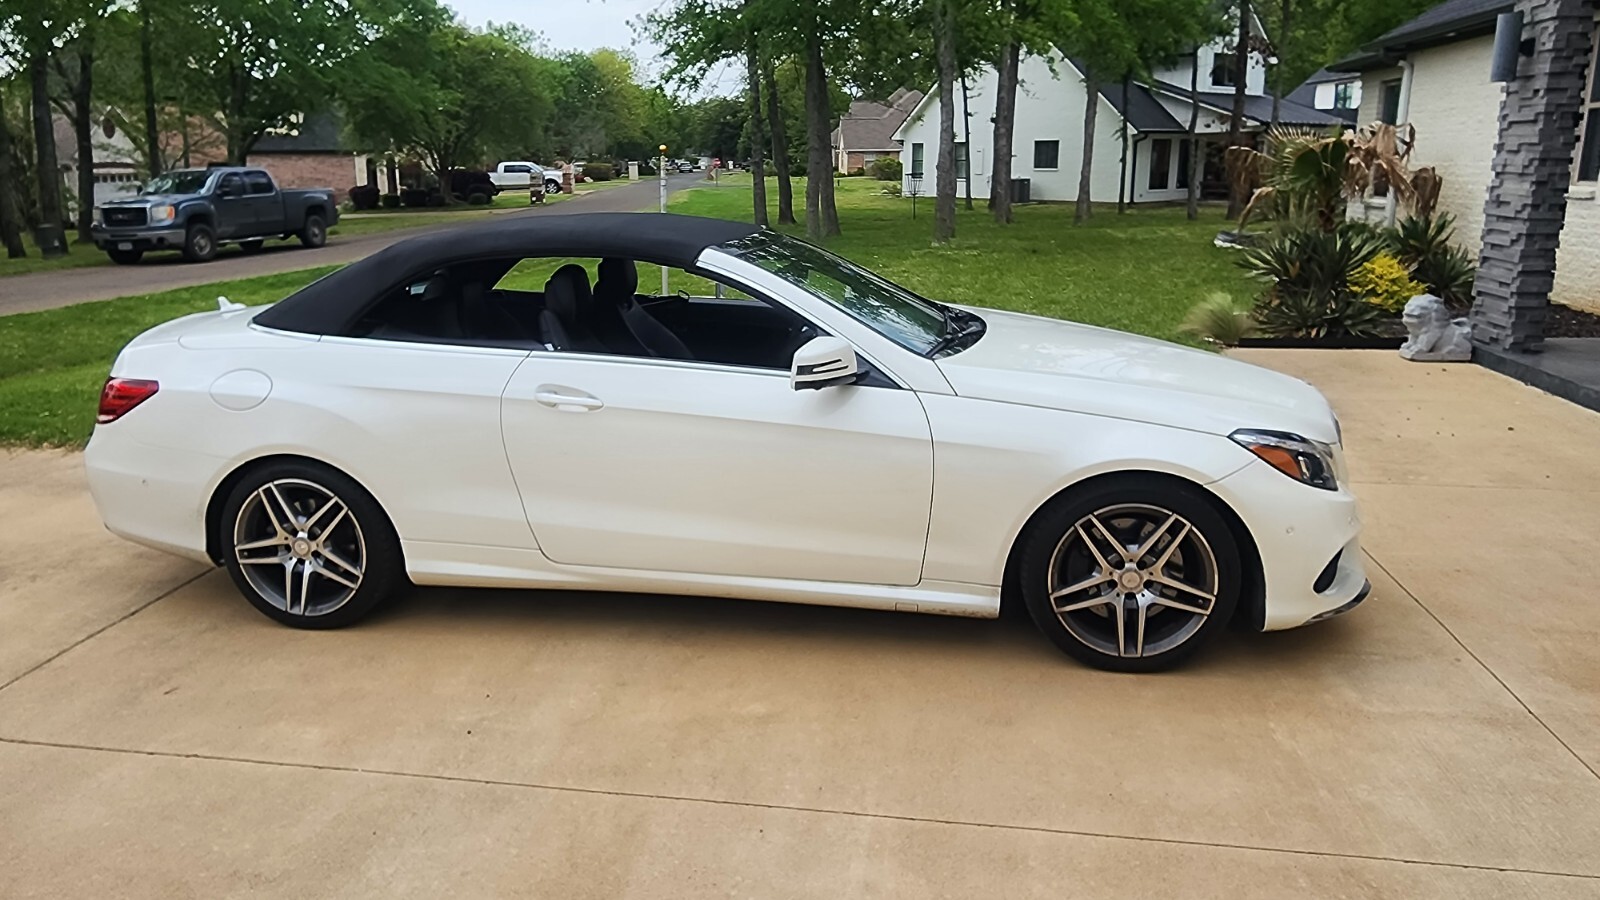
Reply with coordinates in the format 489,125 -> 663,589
791,336 -> 860,390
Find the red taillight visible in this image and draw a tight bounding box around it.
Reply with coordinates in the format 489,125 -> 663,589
97,378 -> 159,424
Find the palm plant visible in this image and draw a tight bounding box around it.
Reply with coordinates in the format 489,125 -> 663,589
1228,123 -> 1432,232
1238,223 -> 1389,337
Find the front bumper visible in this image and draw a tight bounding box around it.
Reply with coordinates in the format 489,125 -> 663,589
92,224 -> 186,252
1209,458 -> 1370,631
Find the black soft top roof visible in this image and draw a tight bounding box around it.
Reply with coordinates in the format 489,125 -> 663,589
254,212 -> 762,335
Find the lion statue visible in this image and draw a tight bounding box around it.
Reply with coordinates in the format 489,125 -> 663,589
1399,294 -> 1472,362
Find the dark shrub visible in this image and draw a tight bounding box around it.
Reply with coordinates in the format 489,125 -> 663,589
348,184 -> 380,210
584,162 -> 615,181
847,167 -> 866,177
789,159 -> 807,177
401,188 -> 430,208
426,191 -> 446,207
1240,224 -> 1389,338
381,193 -> 401,209
447,169 -> 495,200
869,157 -> 903,181
1387,214 -> 1477,308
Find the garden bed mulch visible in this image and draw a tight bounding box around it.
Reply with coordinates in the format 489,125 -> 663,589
1236,304 -> 1600,348
1549,303 -> 1600,337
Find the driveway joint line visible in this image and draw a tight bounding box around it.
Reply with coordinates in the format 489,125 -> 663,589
1364,549 -> 1600,784
3,735 -> 1597,882
0,568 -> 211,696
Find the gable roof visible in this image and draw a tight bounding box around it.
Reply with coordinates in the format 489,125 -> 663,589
834,90 -> 924,151
1098,80 -> 1187,132
1150,80 -> 1349,128
1285,69 -> 1361,123
1333,0 -> 1510,71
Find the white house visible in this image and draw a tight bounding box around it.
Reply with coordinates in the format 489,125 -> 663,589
893,24 -> 1344,205
1334,0 -> 1600,314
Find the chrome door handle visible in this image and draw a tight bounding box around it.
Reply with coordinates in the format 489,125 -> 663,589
533,390 -> 603,411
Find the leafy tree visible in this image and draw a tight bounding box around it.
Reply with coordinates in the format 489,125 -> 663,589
343,17 -> 558,192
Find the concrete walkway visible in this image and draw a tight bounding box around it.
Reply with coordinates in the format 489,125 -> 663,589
2,351 -> 1599,897
0,174 -> 704,317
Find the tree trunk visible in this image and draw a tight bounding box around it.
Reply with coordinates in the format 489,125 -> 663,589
0,109 -> 27,258
226,64 -> 249,164
764,67 -> 795,224
1186,49 -> 1203,220
959,72 -> 973,211
1271,0 -> 1291,126
385,155 -> 398,193
989,38 -> 1019,223
30,51 -> 67,256
1225,0 -> 1251,219
1075,67 -> 1098,224
932,0 -> 957,242
73,47 -> 95,243
744,34 -> 769,227
803,28 -> 839,237
140,1 -> 162,177
1117,75 -> 1130,214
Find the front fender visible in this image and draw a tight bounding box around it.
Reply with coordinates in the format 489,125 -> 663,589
919,394 -> 1255,587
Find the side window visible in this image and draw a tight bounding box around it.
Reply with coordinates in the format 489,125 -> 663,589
505,164 -> 531,174
245,171 -> 274,194
219,173 -> 244,195
1576,25 -> 1600,183
495,257 -> 817,370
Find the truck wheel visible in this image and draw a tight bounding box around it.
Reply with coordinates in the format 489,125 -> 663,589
182,223 -> 217,262
239,239 -> 264,254
298,215 -> 326,248
545,178 -> 562,195
107,247 -> 143,265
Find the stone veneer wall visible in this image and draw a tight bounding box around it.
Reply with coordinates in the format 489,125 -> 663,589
1471,0 -> 1596,350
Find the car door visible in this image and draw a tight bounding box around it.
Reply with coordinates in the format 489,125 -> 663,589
500,353 -> 934,586
243,170 -> 284,233
214,173 -> 248,238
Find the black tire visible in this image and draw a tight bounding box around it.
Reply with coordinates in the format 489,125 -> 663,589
107,247 -> 143,265
181,222 -> 217,262
544,178 -> 562,195
238,239 -> 264,254
219,460 -> 405,629
298,214 -> 327,248
1017,476 -> 1240,672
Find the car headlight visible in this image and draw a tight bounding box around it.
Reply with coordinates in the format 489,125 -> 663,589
148,204 -> 176,225
91,207 -> 103,227
1230,429 -> 1339,491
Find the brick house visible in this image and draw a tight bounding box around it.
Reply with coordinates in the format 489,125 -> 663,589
1334,0 -> 1600,316
246,111 -> 371,191
831,89 -> 923,173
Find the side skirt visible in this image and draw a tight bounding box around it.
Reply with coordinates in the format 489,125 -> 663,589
402,541 -> 1001,618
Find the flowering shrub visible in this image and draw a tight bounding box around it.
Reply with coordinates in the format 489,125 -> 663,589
1350,253 -> 1425,313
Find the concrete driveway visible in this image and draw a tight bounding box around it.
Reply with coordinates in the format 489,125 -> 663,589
0,174 -> 705,317
2,351 -> 1598,898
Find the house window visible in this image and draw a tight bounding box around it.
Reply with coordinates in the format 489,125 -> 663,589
1033,139 -> 1060,169
1577,27 -> 1600,182
1149,139 -> 1172,190
1333,81 -> 1355,110
1380,78 -> 1403,125
1211,53 -> 1237,88
1177,139 -> 1192,190
954,142 -> 968,180
910,142 -> 925,177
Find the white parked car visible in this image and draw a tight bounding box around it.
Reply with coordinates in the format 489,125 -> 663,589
86,213 -> 1368,671
489,161 -> 561,195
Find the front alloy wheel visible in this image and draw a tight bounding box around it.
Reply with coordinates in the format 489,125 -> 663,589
220,463 -> 403,628
1020,479 -> 1240,671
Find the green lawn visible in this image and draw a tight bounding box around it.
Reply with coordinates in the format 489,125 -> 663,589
671,176 -> 1242,342
0,238 -> 115,276
0,176 -> 1245,449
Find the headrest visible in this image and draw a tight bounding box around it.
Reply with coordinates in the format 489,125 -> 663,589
544,264 -> 591,317
598,257 -> 638,295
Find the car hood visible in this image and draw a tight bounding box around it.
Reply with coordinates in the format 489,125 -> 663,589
102,194 -> 193,207
935,307 -> 1339,442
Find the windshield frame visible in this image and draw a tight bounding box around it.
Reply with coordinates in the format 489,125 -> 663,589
142,169 -> 214,196
721,231 -> 952,356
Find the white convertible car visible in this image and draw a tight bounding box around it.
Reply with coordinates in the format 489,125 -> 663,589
86,213 -> 1367,671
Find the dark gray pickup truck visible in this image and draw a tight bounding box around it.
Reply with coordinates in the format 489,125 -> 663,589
91,166 -> 339,264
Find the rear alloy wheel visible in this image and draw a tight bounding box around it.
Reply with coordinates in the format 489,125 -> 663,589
221,463 -> 403,628
182,223 -> 216,262
1019,479 -> 1239,672
107,247 -> 143,265
298,214 -> 326,248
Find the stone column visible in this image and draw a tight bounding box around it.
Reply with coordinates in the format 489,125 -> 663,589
1471,0 -> 1596,352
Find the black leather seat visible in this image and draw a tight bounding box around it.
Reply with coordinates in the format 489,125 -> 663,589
596,257 -> 693,360
539,265 -> 601,352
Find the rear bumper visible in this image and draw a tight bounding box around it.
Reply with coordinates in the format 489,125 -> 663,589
92,224 -> 186,251
84,428 -> 219,564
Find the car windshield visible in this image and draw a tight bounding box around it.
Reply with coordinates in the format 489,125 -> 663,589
143,170 -> 211,195
725,232 -> 946,355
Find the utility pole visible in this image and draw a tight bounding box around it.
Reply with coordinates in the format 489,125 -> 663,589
659,144 -> 669,295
